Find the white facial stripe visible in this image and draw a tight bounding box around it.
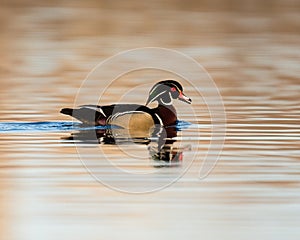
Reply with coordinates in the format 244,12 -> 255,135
160,92 -> 173,105
150,82 -> 180,94
148,90 -> 166,104
149,84 -> 159,96
165,82 -> 178,90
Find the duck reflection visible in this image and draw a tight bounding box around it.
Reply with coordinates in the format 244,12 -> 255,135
148,126 -> 183,167
63,124 -> 187,167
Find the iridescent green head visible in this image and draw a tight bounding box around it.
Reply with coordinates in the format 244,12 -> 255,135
146,80 -> 192,106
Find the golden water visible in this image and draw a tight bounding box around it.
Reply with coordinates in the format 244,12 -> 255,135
1,1 -> 300,239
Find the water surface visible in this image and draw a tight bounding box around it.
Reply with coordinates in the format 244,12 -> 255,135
1,1 -> 300,240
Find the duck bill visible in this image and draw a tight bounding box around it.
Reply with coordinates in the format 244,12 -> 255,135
178,92 -> 192,104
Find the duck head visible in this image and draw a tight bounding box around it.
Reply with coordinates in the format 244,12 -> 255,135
146,80 -> 192,106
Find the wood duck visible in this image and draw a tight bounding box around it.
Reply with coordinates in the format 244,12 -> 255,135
60,80 -> 192,129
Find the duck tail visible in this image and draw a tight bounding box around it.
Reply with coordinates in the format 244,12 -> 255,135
60,108 -> 73,116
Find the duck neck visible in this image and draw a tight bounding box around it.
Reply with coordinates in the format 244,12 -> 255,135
155,104 -> 177,126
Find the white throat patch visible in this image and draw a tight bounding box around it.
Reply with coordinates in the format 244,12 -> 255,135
160,92 -> 173,105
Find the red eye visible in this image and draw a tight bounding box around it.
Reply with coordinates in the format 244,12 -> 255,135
171,87 -> 176,92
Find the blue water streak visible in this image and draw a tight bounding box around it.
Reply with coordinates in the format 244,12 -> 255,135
0,121 -> 106,133
175,120 -> 192,130
0,120 -> 193,133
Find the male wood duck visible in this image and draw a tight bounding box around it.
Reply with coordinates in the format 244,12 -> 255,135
60,80 -> 192,130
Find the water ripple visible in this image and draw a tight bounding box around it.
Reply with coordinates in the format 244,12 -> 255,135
0,121 -> 90,133
0,120 -> 193,133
